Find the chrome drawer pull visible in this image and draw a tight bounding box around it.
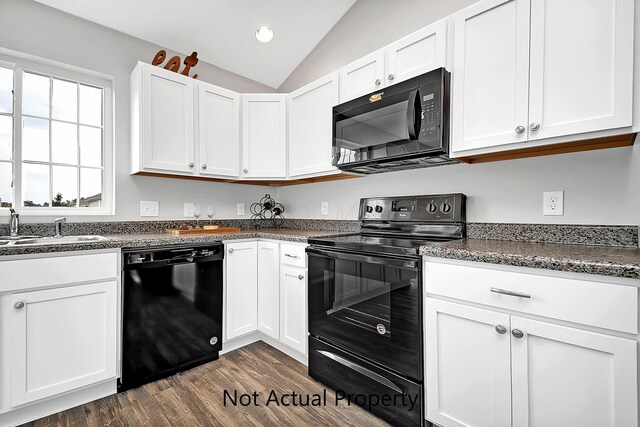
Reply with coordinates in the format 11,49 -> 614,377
285,273 -> 304,280
285,253 -> 299,259
490,287 -> 531,299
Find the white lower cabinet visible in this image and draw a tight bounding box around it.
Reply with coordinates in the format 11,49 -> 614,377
279,265 -> 307,354
10,281 -> 117,407
425,260 -> 639,427
257,241 -> 280,339
225,240 -> 308,357
0,251 -> 119,426
225,241 -> 258,340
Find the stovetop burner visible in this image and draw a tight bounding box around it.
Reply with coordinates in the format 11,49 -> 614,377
309,193 -> 466,257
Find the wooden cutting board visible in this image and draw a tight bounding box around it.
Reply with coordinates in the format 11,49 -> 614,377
165,227 -> 241,235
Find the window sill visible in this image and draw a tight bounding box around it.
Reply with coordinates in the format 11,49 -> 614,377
0,208 -> 115,216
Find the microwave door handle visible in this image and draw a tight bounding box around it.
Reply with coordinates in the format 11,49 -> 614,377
406,89 -> 420,140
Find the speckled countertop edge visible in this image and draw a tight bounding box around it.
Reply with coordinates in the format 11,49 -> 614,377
0,229 -> 356,257
421,239 -> 640,280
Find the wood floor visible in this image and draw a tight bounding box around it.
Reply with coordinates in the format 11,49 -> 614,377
23,341 -> 391,427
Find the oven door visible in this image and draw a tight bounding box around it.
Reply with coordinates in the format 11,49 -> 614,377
307,246 -> 422,380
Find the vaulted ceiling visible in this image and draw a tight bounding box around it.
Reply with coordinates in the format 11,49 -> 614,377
33,0 -> 357,88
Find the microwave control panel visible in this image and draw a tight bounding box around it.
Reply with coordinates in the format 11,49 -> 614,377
420,81 -> 440,140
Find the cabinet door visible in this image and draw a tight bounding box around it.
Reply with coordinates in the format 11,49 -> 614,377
10,281 -> 117,407
339,49 -> 385,102
425,298 -> 512,427
142,65 -> 195,173
198,83 -> 240,177
225,241 -> 258,340
451,0 -> 531,153
511,317 -> 638,427
287,72 -> 339,178
386,19 -> 447,86
241,94 -> 287,178
279,266 -> 307,354
257,241 -> 280,339
527,0 -> 634,141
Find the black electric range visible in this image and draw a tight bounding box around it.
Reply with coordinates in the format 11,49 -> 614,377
306,193 -> 466,427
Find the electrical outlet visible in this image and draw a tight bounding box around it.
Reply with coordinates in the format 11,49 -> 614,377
321,202 -> 329,216
543,191 -> 564,216
184,203 -> 194,218
237,203 -> 245,216
140,201 -> 159,217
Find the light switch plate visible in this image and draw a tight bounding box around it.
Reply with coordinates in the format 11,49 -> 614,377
237,203 -> 245,216
140,201 -> 159,217
321,202 -> 329,216
184,203 -> 195,218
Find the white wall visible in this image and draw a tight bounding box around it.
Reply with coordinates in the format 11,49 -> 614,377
277,0 -> 640,226
0,0 -> 273,222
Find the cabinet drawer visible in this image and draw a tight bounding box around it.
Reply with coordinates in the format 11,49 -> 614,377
0,252 -> 119,291
280,244 -> 306,268
424,262 -> 638,334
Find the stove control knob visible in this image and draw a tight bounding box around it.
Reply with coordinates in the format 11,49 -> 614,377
440,202 -> 452,214
366,205 -> 373,213
426,203 -> 438,214
375,205 -> 383,213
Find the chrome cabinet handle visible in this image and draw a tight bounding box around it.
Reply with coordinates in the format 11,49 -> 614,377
14,301 -> 25,310
495,325 -> 507,335
285,253 -> 299,259
285,273 -> 304,280
243,168 -> 248,173
188,162 -> 194,168
388,74 -> 395,81
228,248 -> 234,254
529,122 -> 540,132
298,274 -> 304,280
375,79 -> 381,85
512,329 -> 524,339
490,287 -> 531,299
202,164 -> 207,169
515,126 -> 525,135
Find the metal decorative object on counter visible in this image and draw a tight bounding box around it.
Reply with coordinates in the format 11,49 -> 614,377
250,194 -> 285,228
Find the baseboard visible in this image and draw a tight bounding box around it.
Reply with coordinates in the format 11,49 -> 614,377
0,379 -> 116,427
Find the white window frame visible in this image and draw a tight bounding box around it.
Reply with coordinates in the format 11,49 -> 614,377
0,48 -> 114,216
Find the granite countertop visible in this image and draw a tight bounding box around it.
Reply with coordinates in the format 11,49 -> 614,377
420,238 -> 640,280
0,229 -> 356,256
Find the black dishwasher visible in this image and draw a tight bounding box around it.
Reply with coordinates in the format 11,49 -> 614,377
119,243 -> 224,391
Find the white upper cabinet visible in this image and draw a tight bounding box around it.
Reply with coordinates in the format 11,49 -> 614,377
339,49 -> 386,102
386,19 -> 448,85
137,63 -> 196,173
339,19 -> 448,103
451,0 -> 531,152
287,72 -> 339,178
131,62 -> 242,178
198,83 -> 240,177
451,0 -> 635,156
242,94 -> 287,179
527,0 -> 634,141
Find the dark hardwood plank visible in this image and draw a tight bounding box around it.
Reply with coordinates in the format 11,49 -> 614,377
23,341 -> 391,427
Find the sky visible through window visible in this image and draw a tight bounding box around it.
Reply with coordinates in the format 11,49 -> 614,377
0,66 -> 104,209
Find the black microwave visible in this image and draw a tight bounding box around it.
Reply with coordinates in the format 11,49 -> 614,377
332,68 -> 455,174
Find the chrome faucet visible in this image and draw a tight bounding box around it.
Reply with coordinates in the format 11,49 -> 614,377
9,208 -> 19,238
54,217 -> 66,238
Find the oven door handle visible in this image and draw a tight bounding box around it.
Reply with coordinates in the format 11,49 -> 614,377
317,350 -> 403,394
406,88 -> 420,140
306,247 -> 418,269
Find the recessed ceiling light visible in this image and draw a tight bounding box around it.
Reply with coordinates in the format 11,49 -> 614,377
255,26 -> 274,43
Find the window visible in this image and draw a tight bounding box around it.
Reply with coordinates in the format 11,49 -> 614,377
0,52 -> 113,215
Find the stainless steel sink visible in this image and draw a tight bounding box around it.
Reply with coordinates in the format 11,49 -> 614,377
0,235 -> 108,246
